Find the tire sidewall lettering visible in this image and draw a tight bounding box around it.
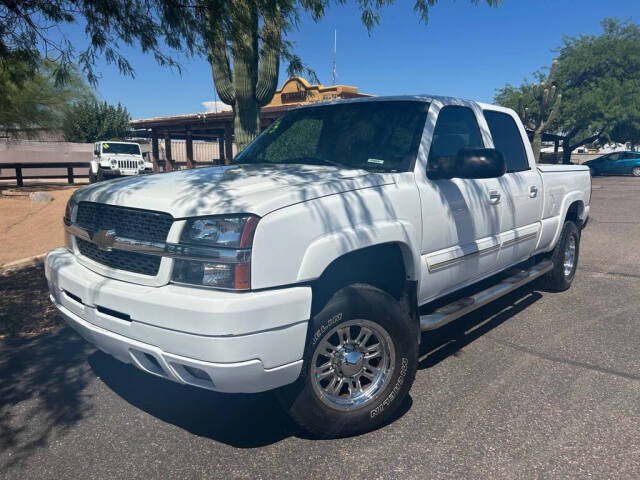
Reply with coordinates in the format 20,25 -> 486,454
311,312 -> 343,346
370,357 -> 408,418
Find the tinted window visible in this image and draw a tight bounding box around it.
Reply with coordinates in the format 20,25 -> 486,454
484,110 -> 529,172
102,143 -> 141,155
236,101 -> 429,172
428,106 -> 484,162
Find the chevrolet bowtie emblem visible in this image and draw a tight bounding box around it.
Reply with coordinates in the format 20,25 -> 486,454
91,229 -> 116,251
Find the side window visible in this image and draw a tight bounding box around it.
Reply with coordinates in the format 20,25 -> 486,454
428,106 -> 484,162
608,153 -> 621,161
484,110 -> 529,172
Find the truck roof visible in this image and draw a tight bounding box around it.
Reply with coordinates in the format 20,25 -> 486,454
293,94 -> 512,114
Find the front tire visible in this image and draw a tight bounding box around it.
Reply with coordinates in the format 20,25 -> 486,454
539,220 -> 580,292
277,284 -> 418,438
632,166 -> 640,177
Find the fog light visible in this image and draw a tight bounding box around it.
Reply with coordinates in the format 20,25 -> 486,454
184,365 -> 210,381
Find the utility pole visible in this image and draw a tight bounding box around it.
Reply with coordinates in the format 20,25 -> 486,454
332,29 -> 337,85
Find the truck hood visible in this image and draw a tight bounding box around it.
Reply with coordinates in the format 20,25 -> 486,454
74,164 -> 395,218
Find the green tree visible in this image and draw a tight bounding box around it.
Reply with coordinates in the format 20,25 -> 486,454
0,58 -> 91,136
496,18 -> 640,164
0,0 -> 198,86
201,0 -> 501,150
555,18 -> 640,163
62,100 -> 131,142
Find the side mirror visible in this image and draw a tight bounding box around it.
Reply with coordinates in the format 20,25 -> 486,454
455,148 -> 506,179
427,148 -> 506,180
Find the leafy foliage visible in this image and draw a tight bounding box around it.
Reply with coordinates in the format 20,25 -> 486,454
62,100 -> 131,143
0,58 -> 91,135
496,18 -> 640,163
0,0 -> 200,86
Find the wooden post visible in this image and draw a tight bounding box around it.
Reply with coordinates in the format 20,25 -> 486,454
224,122 -> 233,165
218,135 -> 225,165
185,127 -> 194,169
151,130 -> 160,172
164,132 -> 174,171
67,167 -> 74,184
16,166 -> 23,187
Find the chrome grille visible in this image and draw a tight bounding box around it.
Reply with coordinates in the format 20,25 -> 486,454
77,238 -> 161,276
74,202 -> 173,275
118,159 -> 138,170
76,202 -> 173,242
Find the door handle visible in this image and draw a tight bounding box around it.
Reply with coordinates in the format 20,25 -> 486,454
488,190 -> 501,204
529,185 -> 538,198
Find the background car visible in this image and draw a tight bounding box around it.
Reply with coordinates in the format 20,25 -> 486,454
583,151 -> 640,176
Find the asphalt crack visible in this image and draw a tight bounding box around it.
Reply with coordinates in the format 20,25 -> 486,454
487,336 -> 640,382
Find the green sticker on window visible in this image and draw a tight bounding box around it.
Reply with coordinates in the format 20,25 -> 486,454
367,158 -> 384,165
102,143 -> 110,150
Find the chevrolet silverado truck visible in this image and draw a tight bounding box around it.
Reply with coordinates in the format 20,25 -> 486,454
46,97 -> 590,437
89,141 -> 153,183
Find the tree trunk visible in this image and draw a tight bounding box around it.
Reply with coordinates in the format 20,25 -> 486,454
531,132 -> 542,163
562,137 -> 573,164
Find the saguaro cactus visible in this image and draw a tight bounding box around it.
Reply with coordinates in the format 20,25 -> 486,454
206,1 -> 281,151
518,60 -> 562,162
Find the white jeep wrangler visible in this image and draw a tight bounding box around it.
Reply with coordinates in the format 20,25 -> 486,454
89,141 -> 153,183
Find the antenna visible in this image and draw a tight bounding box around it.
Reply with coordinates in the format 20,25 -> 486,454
332,29 -> 337,85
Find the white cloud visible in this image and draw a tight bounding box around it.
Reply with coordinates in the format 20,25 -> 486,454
202,100 -> 233,113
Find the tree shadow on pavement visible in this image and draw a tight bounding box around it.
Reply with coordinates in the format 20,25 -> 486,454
0,328 -> 94,473
418,285 -> 543,369
88,349 -> 413,447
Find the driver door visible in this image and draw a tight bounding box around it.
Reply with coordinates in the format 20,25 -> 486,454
415,103 -> 502,304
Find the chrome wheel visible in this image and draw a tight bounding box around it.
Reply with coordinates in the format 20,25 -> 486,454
311,319 -> 395,411
632,167 -> 640,177
563,234 -> 576,278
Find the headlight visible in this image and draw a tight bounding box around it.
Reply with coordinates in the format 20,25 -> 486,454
172,215 -> 259,290
172,260 -> 250,290
180,215 -> 258,248
110,158 -> 117,168
138,159 -> 145,168
63,197 -> 78,251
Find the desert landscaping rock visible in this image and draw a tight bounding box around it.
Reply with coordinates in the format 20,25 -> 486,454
29,192 -> 54,203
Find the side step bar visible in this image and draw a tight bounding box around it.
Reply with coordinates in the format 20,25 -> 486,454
420,259 -> 553,332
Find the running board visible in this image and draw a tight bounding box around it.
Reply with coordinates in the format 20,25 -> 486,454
420,259 -> 553,332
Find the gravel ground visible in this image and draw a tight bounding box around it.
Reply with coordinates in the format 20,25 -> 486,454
0,183 -> 79,266
1,176 -> 639,479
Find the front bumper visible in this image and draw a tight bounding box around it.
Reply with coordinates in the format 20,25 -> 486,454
45,248 -> 311,393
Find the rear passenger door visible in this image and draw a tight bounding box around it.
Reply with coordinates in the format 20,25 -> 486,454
483,109 -> 543,268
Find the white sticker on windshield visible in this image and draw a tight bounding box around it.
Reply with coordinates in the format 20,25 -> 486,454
367,158 -> 384,165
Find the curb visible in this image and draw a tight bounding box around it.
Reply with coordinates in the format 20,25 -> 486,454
0,254 -> 46,273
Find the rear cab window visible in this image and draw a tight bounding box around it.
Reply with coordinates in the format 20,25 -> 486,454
483,110 -> 530,172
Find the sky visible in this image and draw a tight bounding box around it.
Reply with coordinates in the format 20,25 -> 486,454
63,0 -> 640,119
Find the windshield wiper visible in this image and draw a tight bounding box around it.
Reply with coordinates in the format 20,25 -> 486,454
288,157 -> 351,169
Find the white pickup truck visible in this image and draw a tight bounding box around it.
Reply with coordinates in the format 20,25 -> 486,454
46,96 -> 590,437
89,141 -> 153,183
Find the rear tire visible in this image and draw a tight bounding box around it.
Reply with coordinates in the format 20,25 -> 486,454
539,220 -> 580,292
277,284 -> 418,438
632,167 -> 640,177
88,169 -> 97,183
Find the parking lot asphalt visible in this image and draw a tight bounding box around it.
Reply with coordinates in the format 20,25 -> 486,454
1,176 -> 639,479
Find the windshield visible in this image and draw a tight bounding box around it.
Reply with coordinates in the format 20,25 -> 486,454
235,101 -> 428,172
101,143 -> 141,155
